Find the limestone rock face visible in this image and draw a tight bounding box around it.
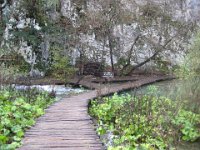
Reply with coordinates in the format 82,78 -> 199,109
60,0 -> 200,23
187,0 -> 200,21
57,0 -> 200,69
1,0 -> 200,73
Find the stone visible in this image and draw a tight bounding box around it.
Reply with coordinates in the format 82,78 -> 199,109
29,69 -> 44,78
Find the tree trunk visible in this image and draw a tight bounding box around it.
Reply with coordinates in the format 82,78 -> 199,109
108,31 -> 115,72
125,37 -> 173,76
79,51 -> 83,75
120,34 -> 141,75
0,0 -> 7,27
126,50 -> 160,76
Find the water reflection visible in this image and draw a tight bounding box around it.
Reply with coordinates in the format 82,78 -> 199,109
131,80 -> 182,99
128,80 -> 200,150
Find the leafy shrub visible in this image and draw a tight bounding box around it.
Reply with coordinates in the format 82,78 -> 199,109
176,31 -> 200,113
0,89 -> 55,150
172,110 -> 200,142
89,91 -> 200,149
50,45 -> 75,84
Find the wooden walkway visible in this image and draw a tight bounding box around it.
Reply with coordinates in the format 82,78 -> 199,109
18,75 -> 174,150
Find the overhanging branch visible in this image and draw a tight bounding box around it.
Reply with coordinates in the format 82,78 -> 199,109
125,35 -> 176,75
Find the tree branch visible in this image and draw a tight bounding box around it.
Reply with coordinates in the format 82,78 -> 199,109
125,36 -> 175,76
120,34 -> 141,75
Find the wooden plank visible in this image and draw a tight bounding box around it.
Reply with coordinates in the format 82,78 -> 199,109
19,146 -> 103,150
18,75 -> 174,150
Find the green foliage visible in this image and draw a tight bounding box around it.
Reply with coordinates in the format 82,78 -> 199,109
12,26 -> 41,48
186,32 -> 200,75
89,88 -> 200,149
172,110 -> 200,142
178,31 -> 200,78
3,0 -> 65,75
20,0 -> 59,25
51,45 -> 75,83
176,30 -> 200,112
0,63 -> 22,83
0,89 -> 55,149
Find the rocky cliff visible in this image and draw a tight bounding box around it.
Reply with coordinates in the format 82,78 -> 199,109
59,0 -> 196,69
0,0 -> 199,75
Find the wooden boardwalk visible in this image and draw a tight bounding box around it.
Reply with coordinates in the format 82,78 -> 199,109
18,75 -> 174,150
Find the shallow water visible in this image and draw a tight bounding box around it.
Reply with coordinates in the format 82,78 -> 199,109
103,80 -> 200,150
130,80 -> 200,150
14,84 -> 85,100
129,80 -> 182,99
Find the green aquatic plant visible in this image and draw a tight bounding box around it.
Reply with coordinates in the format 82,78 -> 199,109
90,89 -> 200,149
172,110 -> 200,142
0,89 -> 55,150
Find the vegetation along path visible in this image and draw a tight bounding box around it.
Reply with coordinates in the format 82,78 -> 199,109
18,75 -> 174,150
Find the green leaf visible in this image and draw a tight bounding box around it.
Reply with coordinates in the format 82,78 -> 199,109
0,135 -> 8,144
